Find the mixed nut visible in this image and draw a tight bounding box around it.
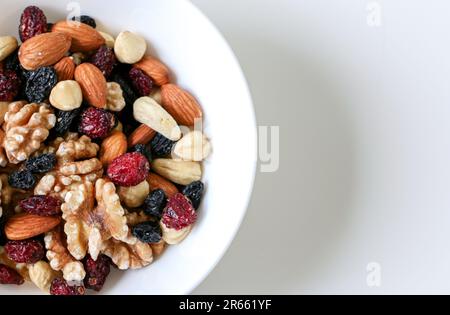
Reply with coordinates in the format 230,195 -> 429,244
0,6 -> 211,295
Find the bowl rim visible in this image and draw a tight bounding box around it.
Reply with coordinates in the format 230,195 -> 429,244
184,0 -> 258,294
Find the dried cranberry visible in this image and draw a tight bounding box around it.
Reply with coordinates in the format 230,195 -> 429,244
78,107 -> 115,139
19,195 -> 61,216
162,193 -> 197,230
90,46 -> 117,78
107,152 -> 150,187
19,6 -> 47,42
4,240 -> 45,264
83,254 -> 111,291
0,264 -> 24,285
50,278 -> 85,295
0,70 -> 21,102
129,68 -> 153,96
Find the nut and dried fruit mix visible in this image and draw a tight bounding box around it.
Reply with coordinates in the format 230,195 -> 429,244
0,6 -> 212,295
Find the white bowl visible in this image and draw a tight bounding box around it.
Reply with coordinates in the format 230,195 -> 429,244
0,0 -> 256,294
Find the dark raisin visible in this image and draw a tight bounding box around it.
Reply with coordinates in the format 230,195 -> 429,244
143,189 -> 167,218
112,73 -> 140,134
19,195 -> 61,216
8,170 -> 36,190
25,153 -> 56,174
25,67 -> 57,103
182,181 -> 205,210
71,15 -> 97,28
0,218 -> 6,246
0,70 -> 21,102
151,133 -> 175,157
54,108 -> 82,136
132,221 -> 162,243
46,23 -> 53,32
4,49 -> 21,73
130,144 -> 153,162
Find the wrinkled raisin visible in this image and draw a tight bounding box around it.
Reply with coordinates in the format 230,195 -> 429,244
129,68 -> 153,96
143,189 -> 167,218
19,6 -> 47,42
50,278 -> 85,295
130,144 -> 153,163
71,15 -> 97,28
0,264 -> 24,285
25,153 -> 56,174
151,133 -> 175,157
132,221 -> 162,243
4,240 -> 45,264
54,108 -> 82,136
25,67 -> 57,103
78,107 -> 115,139
182,181 -> 204,210
83,254 -> 111,291
19,195 -> 61,216
90,46 -> 117,78
111,73 -> 139,134
8,170 -> 35,190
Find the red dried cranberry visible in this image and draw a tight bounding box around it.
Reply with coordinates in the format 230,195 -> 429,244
0,70 -> 21,102
19,195 -> 61,216
4,240 -> 45,264
162,193 -> 197,230
83,254 -> 111,291
107,152 -> 150,187
0,264 -> 24,285
129,68 -> 153,96
90,46 -> 117,78
50,278 -> 85,295
78,107 -> 115,139
19,6 -> 47,42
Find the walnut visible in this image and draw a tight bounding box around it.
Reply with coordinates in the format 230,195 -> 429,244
126,211 -> 152,226
3,102 -> 56,164
151,240 -> 166,258
34,134 -> 103,198
0,246 -> 29,280
0,130 -> 7,167
106,82 -> 126,112
28,261 -> 60,293
44,228 -> 86,282
61,178 -> 136,262
102,238 -> 153,270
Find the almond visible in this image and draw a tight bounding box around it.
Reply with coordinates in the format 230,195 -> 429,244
100,131 -> 127,166
74,63 -> 107,108
133,97 -> 181,141
52,21 -> 105,52
147,173 -> 178,198
161,84 -> 203,126
54,57 -> 75,81
152,159 -> 202,185
134,56 -> 170,86
173,131 -> 212,161
128,124 -> 156,148
18,32 -> 72,71
5,214 -> 61,241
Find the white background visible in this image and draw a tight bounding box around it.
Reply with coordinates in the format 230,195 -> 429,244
192,0 -> 450,294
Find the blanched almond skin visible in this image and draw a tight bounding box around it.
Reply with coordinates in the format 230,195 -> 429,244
133,97 -> 181,141
147,173 -> 178,198
152,159 -> 202,185
49,80 -> 83,111
52,21 -> 105,52
19,32 -> 72,70
161,84 -> 203,126
0,36 -> 18,62
114,31 -> 147,64
74,63 -> 107,108
134,56 -> 170,86
173,131 -> 212,161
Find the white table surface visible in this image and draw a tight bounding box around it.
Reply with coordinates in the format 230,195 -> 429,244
191,0 -> 450,294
